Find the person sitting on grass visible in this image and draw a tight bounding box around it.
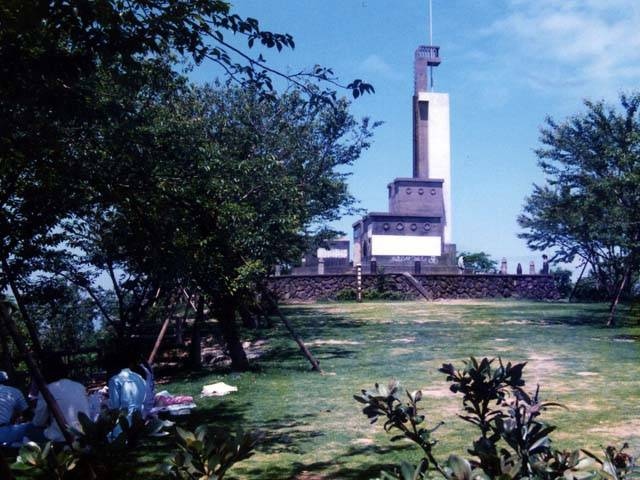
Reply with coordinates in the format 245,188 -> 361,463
137,360 -> 155,418
32,356 -> 90,443
106,349 -> 146,434
0,371 -> 31,446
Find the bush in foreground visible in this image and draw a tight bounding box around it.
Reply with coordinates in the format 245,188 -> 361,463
355,357 -> 638,480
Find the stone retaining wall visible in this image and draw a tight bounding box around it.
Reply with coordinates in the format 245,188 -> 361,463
268,274 -> 560,303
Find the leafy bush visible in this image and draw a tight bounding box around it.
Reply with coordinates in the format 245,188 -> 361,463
572,275 -> 612,302
355,357 -> 638,480
11,412 -> 260,480
335,288 -> 357,301
12,410 -> 170,479
550,268 -> 573,298
161,426 -> 263,479
364,290 -> 406,301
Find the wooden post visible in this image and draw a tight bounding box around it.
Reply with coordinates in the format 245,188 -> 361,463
148,296 -> 179,365
264,293 -> 323,373
148,316 -> 171,366
356,264 -> 363,303
0,302 -> 73,445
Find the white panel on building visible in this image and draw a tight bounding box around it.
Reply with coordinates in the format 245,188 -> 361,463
317,248 -> 349,259
371,235 -> 442,256
418,91 -> 452,244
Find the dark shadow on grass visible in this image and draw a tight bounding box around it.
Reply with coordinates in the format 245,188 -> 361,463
257,413 -> 323,455
239,442 -> 416,479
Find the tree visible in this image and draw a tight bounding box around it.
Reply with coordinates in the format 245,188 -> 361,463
1,1 -> 373,359
518,93 -> 640,326
109,84 -> 378,369
459,251 -> 498,273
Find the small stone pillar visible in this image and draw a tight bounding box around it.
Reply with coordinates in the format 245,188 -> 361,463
529,261 -> 535,275
516,263 -> 522,275
318,257 -> 325,275
500,258 -> 508,275
370,259 -> 377,274
356,264 -> 363,303
274,265 -> 282,276
414,261 -> 421,274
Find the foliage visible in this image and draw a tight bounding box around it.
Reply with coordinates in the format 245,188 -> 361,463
162,425 -> 263,480
354,381 -> 444,478
356,357 -> 639,480
12,409 -> 170,479
334,287 -> 406,301
335,288 -> 358,301
518,93 -> 640,324
1,0 -> 374,364
458,252 -> 498,274
572,274 -> 611,302
20,278 -> 98,352
550,268 -> 573,299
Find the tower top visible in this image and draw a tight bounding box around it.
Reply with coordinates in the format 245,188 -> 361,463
414,45 -> 440,93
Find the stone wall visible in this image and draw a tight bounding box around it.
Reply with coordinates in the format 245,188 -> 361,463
268,274 -> 560,303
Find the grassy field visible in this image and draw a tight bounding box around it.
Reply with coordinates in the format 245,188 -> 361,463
162,300 -> 640,479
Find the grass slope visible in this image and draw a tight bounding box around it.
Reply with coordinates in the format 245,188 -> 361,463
163,300 -> 640,479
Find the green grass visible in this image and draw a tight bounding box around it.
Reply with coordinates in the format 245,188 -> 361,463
161,300 -> 640,479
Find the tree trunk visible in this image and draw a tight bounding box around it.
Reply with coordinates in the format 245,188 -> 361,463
215,299 -> 250,371
240,304 -> 259,329
189,296 -> 204,369
1,258 -> 43,355
568,261 -> 588,302
606,274 -> 628,327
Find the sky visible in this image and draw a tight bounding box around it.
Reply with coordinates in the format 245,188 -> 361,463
194,0 -> 640,272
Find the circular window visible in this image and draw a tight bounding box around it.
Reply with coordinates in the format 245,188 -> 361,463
430,188 -> 436,195
396,223 -> 404,231
418,188 -> 424,195
406,187 -> 412,195
383,223 -> 390,231
424,223 -> 431,231
410,223 -> 417,231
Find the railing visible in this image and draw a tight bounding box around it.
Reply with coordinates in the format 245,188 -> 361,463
415,45 -> 440,59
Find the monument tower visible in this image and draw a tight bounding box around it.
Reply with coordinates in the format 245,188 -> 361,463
353,3 -> 455,271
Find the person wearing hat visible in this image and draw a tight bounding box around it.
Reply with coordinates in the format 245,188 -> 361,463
0,371 -> 31,445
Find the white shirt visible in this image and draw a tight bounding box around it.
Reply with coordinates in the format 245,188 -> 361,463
33,379 -> 90,442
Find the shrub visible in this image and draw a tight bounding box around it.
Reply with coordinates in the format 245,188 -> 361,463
12,410 -> 169,479
355,357 -> 638,480
161,426 -> 263,479
335,288 -> 357,301
11,413 -> 261,480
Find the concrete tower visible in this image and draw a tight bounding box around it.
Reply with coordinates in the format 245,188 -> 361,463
412,45 -> 452,244
352,19 -> 455,272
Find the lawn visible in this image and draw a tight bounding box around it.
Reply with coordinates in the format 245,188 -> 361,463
162,300 -> 640,479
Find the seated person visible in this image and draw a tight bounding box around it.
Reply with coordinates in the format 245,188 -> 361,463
0,371 -> 30,445
106,350 -> 146,431
32,356 -> 90,442
138,360 -> 155,418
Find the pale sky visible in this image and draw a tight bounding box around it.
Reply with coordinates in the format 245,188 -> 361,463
194,0 -> 640,271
